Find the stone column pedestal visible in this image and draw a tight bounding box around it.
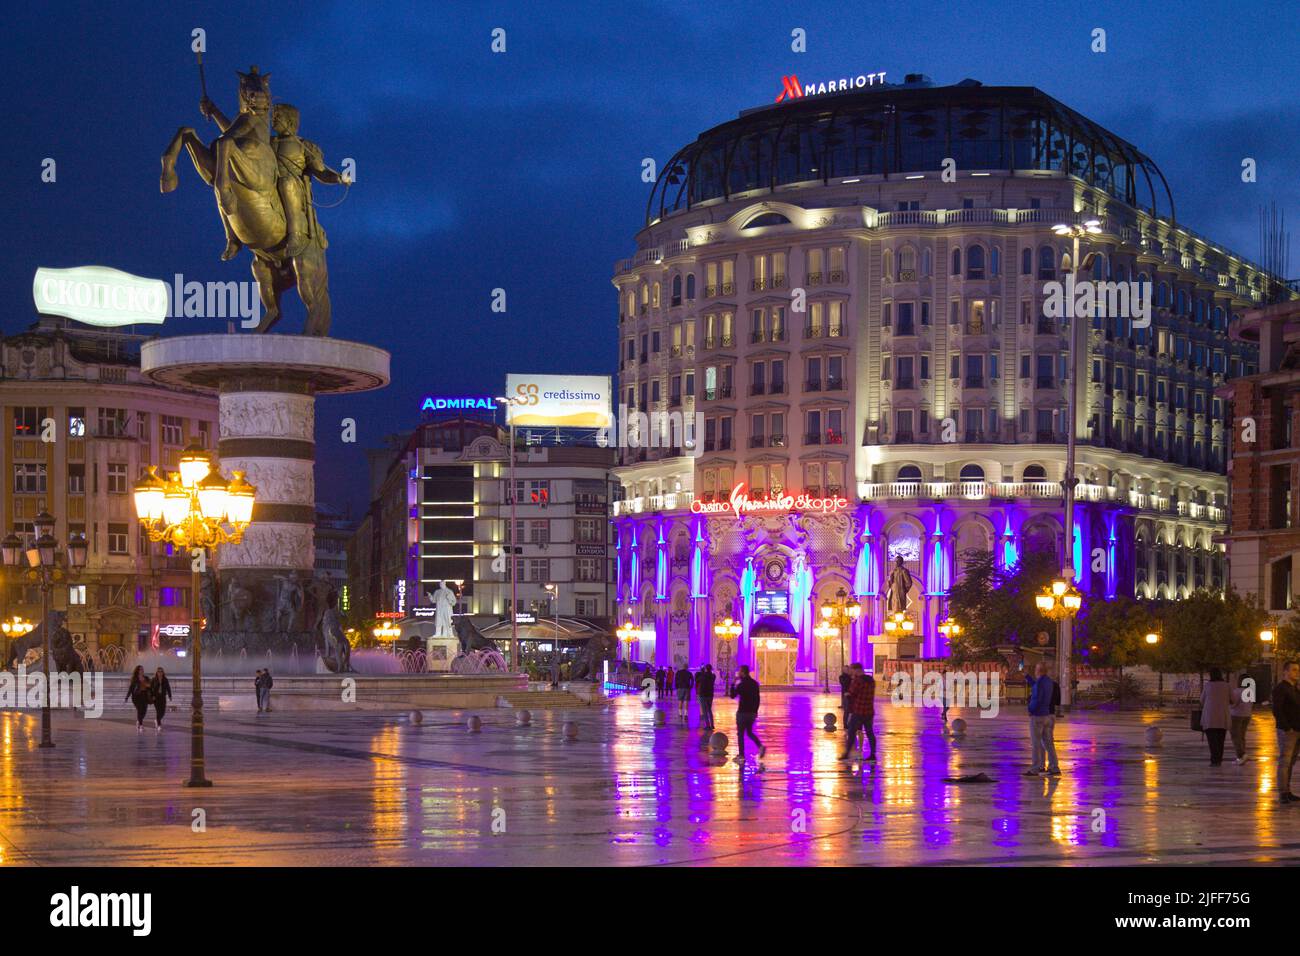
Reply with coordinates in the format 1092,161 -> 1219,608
141,334 -> 389,656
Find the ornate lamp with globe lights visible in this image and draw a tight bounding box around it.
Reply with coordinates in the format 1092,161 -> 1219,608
0,512 -> 86,748
133,441 -> 255,787
818,588 -> 862,690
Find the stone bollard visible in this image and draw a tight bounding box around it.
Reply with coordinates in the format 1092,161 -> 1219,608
562,720 -> 579,740
409,710 -> 424,725
466,715 -> 482,733
709,731 -> 729,755
1144,725 -> 1163,747
515,709 -> 532,727
823,712 -> 838,732
950,717 -> 968,737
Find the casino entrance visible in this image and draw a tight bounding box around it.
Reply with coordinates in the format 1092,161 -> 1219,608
751,615 -> 798,687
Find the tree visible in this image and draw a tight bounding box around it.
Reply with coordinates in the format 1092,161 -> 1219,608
1077,595 -> 1160,701
1156,588 -> 1267,676
946,548 -> 1059,662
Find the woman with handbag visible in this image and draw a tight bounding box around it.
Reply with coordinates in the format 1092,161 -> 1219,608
1199,668 -> 1231,766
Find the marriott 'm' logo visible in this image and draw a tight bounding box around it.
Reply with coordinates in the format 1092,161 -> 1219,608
775,75 -> 804,102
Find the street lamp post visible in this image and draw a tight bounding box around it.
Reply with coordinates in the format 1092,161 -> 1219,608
1050,217 -> 1103,712
133,442 -> 255,787
1,512 -> 87,748
818,588 -> 862,691
1036,578 -> 1083,713
1145,631 -> 1163,705
545,582 -> 559,686
496,395 -> 524,672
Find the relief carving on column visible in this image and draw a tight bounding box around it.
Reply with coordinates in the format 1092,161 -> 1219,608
219,392 -> 315,441
216,522 -> 315,570
220,457 -> 314,505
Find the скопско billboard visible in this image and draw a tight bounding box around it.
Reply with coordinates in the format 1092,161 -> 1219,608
504,374 -> 611,429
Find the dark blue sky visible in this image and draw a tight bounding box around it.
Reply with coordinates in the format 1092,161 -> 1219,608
4,0 -> 1297,518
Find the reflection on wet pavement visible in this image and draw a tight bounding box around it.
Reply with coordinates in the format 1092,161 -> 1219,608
0,691 -> 1295,865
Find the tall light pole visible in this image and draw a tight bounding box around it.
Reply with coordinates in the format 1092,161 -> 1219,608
1,512 -> 87,748
496,395 -> 524,671
133,442 -> 255,787
1050,218 -> 1103,712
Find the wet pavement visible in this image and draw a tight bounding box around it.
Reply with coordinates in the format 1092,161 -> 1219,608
0,691 -> 1295,866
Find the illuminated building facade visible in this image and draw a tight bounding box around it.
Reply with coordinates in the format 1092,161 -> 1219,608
1,318 -> 218,660
611,75 -> 1282,681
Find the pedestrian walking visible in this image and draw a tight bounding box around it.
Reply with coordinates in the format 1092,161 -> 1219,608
1272,661 -> 1300,804
938,666 -> 950,725
254,669 -> 265,712
260,669 -> 274,712
664,666 -> 675,697
1229,673 -> 1253,764
838,663 -> 877,761
151,667 -> 172,732
1024,662 -> 1060,776
1200,668 -> 1231,766
674,663 -> 694,721
728,664 -> 765,763
125,665 -> 153,734
655,666 -> 666,697
696,664 -> 716,729
838,666 -> 851,731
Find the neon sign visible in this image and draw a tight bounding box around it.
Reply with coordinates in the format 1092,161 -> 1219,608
33,265 -> 168,327
775,71 -> 887,103
691,482 -> 848,519
420,396 -> 496,413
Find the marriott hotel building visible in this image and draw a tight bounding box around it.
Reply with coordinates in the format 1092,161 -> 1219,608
611,74 -> 1287,683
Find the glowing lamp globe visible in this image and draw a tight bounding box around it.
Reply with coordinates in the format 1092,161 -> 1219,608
197,473 -> 230,522
1145,633 -> 1159,645
1035,593 -> 1055,612
177,443 -> 212,488
225,472 -> 256,526
1062,592 -> 1083,613
162,483 -> 190,528
1051,580 -> 1068,598
133,469 -> 166,523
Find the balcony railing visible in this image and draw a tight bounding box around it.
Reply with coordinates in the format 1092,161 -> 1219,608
805,380 -> 822,392
749,435 -> 766,448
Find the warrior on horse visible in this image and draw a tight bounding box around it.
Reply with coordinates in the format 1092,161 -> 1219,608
160,66 -> 349,336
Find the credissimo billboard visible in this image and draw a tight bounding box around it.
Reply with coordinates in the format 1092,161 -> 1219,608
504,374 -> 612,429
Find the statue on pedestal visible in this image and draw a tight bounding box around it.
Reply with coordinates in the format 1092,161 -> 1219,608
160,65 -> 350,335
886,556 -> 913,614
430,580 -> 457,639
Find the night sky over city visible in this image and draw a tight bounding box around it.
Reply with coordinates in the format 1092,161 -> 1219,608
4,0 -> 1297,516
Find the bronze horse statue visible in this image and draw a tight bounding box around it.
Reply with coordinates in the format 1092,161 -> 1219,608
160,66 -> 347,335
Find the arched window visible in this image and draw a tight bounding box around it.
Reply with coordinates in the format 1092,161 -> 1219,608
1038,246 -> 1056,280
1157,282 -> 1168,307
671,275 -> 682,305
1177,289 -> 1187,315
951,247 -> 962,276
1023,464 -> 1048,481
1021,248 -> 1032,275
1091,255 -> 1105,280
742,212 -> 791,229
921,248 -> 933,276
883,248 -> 894,280
990,247 -> 1000,276
897,464 -> 922,483
967,245 -> 985,279
959,464 -> 985,481
899,247 -> 916,272
1213,306 -> 1224,330
685,274 -> 696,299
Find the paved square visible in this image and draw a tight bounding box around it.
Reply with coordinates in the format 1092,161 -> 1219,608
0,692 -> 1294,866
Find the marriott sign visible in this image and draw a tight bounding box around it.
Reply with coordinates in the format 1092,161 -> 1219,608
776,71 -> 887,103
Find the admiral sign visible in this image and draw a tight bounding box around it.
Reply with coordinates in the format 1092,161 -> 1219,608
691,482 -> 849,519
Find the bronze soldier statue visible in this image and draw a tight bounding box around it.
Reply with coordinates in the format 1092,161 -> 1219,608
160,66 -> 350,336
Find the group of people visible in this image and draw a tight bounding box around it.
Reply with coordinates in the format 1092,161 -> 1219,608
649,662 -> 766,761
124,665 -> 173,733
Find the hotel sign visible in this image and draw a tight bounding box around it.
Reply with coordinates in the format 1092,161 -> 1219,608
776,71 -> 887,103
33,265 -> 168,327
691,482 -> 849,519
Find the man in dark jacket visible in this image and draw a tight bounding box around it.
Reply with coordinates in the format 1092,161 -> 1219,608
696,664 -> 717,729
1273,661 -> 1300,803
728,665 -> 765,761
1025,663 -> 1060,776
674,664 -> 694,722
